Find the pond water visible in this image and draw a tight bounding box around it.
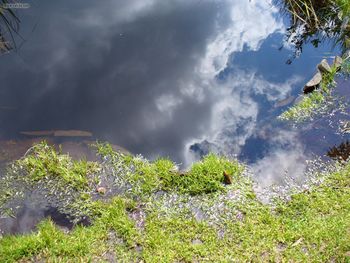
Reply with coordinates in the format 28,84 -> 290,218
0,0 -> 349,188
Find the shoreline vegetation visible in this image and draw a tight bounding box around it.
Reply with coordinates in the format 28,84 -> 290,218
277,0 -> 350,123
0,0 -> 349,262
0,142 -> 349,262
275,0 -> 350,60
279,55 -> 350,122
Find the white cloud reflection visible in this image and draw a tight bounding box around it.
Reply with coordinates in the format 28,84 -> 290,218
252,130 -> 308,188
178,0 -> 303,169
0,0 -> 310,185
199,0 -> 284,76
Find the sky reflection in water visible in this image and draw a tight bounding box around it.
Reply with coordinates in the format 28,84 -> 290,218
0,0 -> 348,186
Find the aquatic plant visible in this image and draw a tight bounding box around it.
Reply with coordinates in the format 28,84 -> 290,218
0,141 -> 103,226
279,59 -> 346,122
18,141 -> 99,190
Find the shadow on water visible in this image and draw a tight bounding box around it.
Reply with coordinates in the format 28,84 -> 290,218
0,205 -> 90,235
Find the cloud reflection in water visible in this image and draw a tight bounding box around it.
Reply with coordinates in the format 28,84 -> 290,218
0,0 -> 342,186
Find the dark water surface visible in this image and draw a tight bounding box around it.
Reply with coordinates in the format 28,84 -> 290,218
0,0 -> 349,188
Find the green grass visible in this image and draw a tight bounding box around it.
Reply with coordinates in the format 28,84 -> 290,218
95,142 -> 244,196
0,142 -> 350,262
18,141 -> 100,190
0,141 -> 102,222
336,0 -> 350,18
0,197 -> 141,262
159,154 -> 244,195
342,57 -> 350,76
0,152 -> 350,262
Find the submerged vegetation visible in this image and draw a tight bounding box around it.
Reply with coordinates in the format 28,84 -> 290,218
279,89 -> 326,122
279,60 -> 343,122
0,142 -> 349,262
19,142 -> 100,190
0,141 -> 101,223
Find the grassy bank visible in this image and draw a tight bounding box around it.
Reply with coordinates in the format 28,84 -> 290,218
0,142 -> 349,262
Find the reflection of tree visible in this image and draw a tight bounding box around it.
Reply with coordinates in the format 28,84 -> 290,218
0,0 -> 20,54
327,141 -> 350,161
276,0 -> 350,62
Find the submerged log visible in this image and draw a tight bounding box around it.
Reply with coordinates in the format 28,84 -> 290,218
20,130 -> 54,136
54,130 -> 93,137
274,96 -> 295,108
20,130 -> 93,137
